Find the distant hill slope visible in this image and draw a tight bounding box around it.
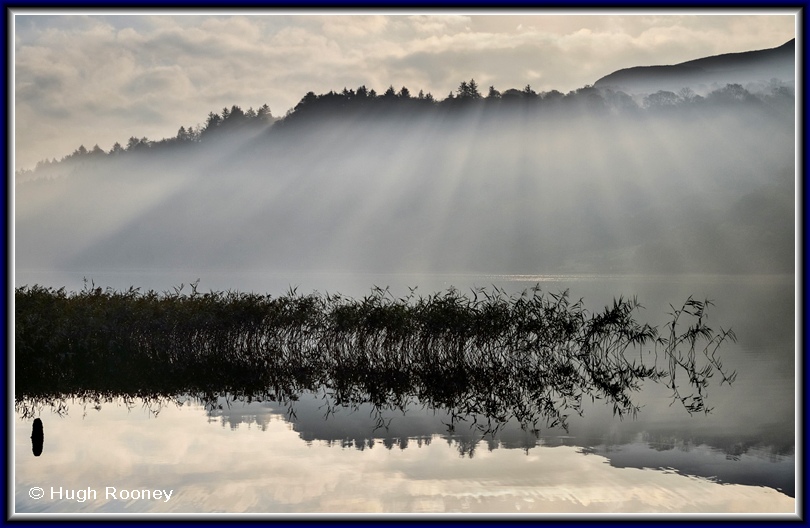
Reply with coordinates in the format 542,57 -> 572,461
594,39 -> 794,95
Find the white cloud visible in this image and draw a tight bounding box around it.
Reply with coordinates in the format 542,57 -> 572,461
404,14 -> 470,35
321,14 -> 389,38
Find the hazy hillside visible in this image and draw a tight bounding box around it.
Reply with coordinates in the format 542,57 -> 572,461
15,40 -> 796,278
594,39 -> 795,96
15,81 -> 794,277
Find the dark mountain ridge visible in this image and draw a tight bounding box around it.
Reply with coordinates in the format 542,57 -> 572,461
594,39 -> 795,95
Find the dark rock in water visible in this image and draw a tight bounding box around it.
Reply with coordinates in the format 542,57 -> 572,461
31,418 -> 43,457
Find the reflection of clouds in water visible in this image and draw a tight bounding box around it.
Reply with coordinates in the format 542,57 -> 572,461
14,401 -> 794,514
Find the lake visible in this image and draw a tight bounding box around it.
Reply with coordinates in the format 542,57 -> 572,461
13,271 -> 797,516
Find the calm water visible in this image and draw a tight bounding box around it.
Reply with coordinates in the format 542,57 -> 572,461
13,271 -> 797,515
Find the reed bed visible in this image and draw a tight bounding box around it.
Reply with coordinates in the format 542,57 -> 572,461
15,281 -> 736,431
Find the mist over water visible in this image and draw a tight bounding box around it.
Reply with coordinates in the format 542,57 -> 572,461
15,97 -> 794,281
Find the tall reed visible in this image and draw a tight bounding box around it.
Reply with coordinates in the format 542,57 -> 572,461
15,281 -> 736,431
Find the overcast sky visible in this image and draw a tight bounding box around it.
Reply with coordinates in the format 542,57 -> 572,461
13,9 -> 796,170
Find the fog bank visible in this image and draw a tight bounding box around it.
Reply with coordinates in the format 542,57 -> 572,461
15,97 -> 794,278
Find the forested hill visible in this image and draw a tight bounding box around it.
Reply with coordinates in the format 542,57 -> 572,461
17,76 -> 794,181
593,39 -> 795,96
15,74 -> 794,276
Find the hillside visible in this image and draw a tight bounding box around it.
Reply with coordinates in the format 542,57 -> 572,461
15,84 -> 794,277
593,39 -> 795,95
14,42 -> 797,277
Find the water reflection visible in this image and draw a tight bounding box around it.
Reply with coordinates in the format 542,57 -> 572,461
13,275 -> 796,514
205,391 -> 795,498
16,387 -> 796,500
14,394 -> 795,514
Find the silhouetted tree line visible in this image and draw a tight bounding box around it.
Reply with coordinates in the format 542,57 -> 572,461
17,103 -> 276,179
279,78 -> 792,125
18,78 -> 793,180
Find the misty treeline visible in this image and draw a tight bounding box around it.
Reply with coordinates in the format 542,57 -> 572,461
21,103 -> 276,174
15,76 -> 794,276
17,78 -> 793,177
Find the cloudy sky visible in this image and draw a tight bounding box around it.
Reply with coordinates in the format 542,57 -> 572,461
13,9 -> 796,170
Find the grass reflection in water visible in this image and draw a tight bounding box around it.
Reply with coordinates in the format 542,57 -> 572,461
16,281 -> 736,433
